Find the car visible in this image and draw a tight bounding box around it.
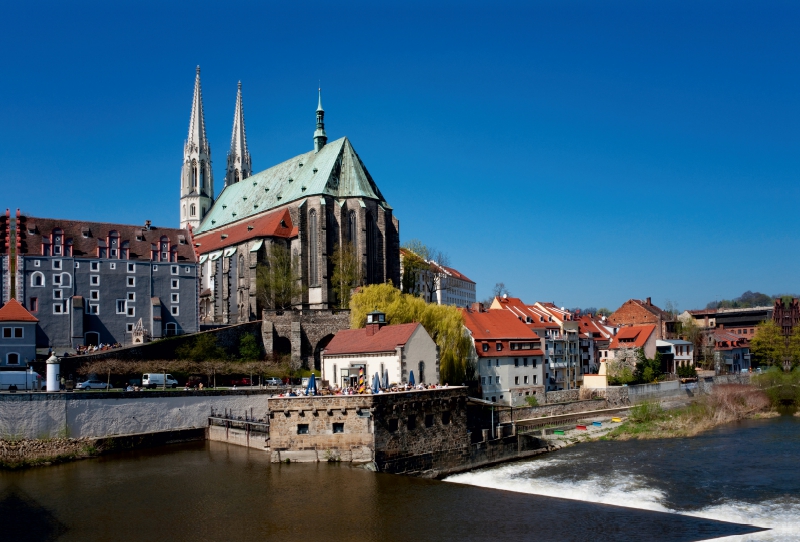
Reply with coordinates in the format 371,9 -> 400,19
142,373 -> 179,389
76,379 -> 111,390
265,377 -> 282,386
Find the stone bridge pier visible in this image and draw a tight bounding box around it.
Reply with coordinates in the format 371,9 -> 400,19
261,309 -> 351,371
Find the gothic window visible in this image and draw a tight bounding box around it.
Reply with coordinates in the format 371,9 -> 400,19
348,210 -> 357,247
366,212 -> 376,283
200,164 -> 205,190
309,210 -> 318,286
190,204 -> 196,217
418,361 -> 425,384
234,170 -> 240,184
192,160 -> 198,188
238,254 -> 246,288
31,272 -> 44,287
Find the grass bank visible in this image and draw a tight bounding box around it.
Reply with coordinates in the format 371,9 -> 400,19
605,384 -> 776,440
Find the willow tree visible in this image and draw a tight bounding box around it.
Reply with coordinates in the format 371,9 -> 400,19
256,243 -> 303,310
350,283 -> 472,383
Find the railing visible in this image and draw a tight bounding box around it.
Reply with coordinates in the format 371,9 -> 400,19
515,406 -> 632,432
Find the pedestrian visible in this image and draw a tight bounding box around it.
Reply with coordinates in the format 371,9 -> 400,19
60,376 -> 65,391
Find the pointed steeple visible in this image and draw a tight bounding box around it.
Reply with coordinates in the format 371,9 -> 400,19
187,66 -> 209,152
225,81 -> 252,186
314,87 -> 327,152
180,66 -> 214,230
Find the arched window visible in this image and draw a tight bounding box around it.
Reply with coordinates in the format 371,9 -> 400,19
7,353 -> 20,365
200,164 -> 205,190
190,204 -> 196,217
234,170 -> 240,184
348,211 -> 357,247
238,254 -> 245,280
61,273 -> 72,287
366,212 -> 376,283
309,209 -> 318,286
31,272 -> 44,287
418,361 -> 425,384
191,160 -> 198,188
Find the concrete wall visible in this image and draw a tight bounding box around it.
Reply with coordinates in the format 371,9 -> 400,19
626,380 -> 682,402
0,390 -> 271,439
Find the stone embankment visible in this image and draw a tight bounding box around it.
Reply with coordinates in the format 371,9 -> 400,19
0,437 -> 97,468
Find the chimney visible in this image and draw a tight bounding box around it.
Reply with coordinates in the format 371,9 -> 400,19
646,297 -> 652,306
365,310 -> 386,336
471,302 -> 484,313
145,220 -> 152,230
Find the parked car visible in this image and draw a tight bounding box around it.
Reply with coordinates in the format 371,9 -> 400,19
76,379 -> 111,390
265,377 -> 282,386
142,373 -> 179,389
0,370 -> 45,391
230,377 -> 252,387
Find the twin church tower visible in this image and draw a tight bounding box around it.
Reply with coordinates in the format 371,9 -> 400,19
179,66 -> 327,230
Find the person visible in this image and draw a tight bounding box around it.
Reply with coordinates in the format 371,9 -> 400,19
60,376 -> 66,391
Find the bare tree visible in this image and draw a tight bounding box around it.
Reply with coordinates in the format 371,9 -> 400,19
256,242 -> 304,310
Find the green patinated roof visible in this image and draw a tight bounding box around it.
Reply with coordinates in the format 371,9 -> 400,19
196,137 -> 390,234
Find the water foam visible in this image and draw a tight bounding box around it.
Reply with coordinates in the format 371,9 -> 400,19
445,461 -> 799,542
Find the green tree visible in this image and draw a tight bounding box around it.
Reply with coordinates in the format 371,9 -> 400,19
597,307 -> 612,317
350,283 -> 473,383
634,349 -> 663,384
238,333 -> 262,361
256,243 -> 303,310
329,241 -> 362,309
176,333 -> 226,361
400,248 -> 429,297
750,320 -> 784,367
676,316 -> 703,364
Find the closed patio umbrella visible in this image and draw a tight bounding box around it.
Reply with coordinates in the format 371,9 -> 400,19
372,373 -> 380,394
408,370 -> 415,386
305,373 -> 317,396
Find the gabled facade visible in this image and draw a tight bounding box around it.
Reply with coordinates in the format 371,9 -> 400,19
577,313 -> 618,372
0,299 -> 37,367
6,214 -> 198,352
608,324 -> 657,360
710,329 -> 750,374
462,304 -> 545,405
609,297 -> 675,340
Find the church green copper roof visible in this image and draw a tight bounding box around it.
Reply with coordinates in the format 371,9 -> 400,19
195,137 -> 390,234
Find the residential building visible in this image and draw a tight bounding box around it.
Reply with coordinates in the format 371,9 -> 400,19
321,310 -> 438,388
577,313 -> 618,371
0,299 -> 37,367
399,249 -> 476,308
609,297 -> 676,339
5,213 -> 198,352
608,324 -> 657,360
462,303 -> 545,405
681,306 -> 772,338
656,339 -> 694,373
710,330 -> 750,374
189,70 -> 400,319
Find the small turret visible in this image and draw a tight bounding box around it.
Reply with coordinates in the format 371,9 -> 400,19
314,88 -> 327,152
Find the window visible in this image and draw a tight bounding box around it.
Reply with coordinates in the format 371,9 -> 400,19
496,342 -> 502,351
533,375 -> 537,385
1,328 -> 9,338
482,343 -> 489,352
495,359 -> 499,367
32,272 -> 44,287
116,300 -> 126,314
524,358 -> 528,367
128,263 -> 135,272
75,262 -> 79,268
53,289 -> 63,300
34,260 -> 40,267
53,260 -> 62,270
171,265 -> 178,275
126,323 -> 134,332
309,209 -> 318,285
297,424 -> 309,435
171,293 -> 179,303
514,358 -> 519,367
29,298 -> 38,312
53,274 -> 62,285
7,353 -> 20,365
90,290 -> 99,300
171,306 -> 179,316
110,263 -> 116,270
53,303 -> 64,314
495,376 -> 500,384
387,419 -> 399,432
515,376 -> 519,385
406,415 -> 416,430
127,276 -> 135,287
91,261 -> 99,271
127,306 -> 135,317
128,292 -> 135,301
333,423 -> 344,434
185,267 -> 191,273
524,375 -> 529,384
442,411 -> 451,425
90,275 -> 99,285
153,265 -> 158,272
425,414 -> 434,427
171,279 -> 179,289
491,396 -> 497,402
88,304 -> 99,315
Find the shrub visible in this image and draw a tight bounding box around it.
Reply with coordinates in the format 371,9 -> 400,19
677,364 -> 698,378
628,401 -> 664,424
525,395 -> 539,407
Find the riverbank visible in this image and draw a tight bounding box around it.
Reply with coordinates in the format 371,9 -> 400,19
604,384 -> 777,441
0,437 -> 99,469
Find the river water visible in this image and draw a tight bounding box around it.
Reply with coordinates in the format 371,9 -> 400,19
447,416 -> 799,541
0,417 -> 794,541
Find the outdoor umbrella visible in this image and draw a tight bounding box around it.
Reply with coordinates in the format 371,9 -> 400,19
358,367 -> 366,394
305,373 -> 317,396
372,373 -> 380,394
384,369 -> 389,389
408,370 -> 415,386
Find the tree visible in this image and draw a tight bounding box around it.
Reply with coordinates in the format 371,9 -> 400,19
256,242 -> 303,310
176,333 -> 226,361
238,333 -> 262,361
481,282 -> 510,307
597,308 -> 612,317
664,299 -> 679,318
350,283 -> 473,383
400,248 -> 429,297
401,239 -> 451,304
750,320 -> 784,367
329,241 -> 362,309
787,325 -> 800,368
635,349 -> 663,383
676,316 -> 703,364
607,346 -> 638,385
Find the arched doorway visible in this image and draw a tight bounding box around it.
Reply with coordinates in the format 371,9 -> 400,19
313,334 -> 336,372
85,332 -> 100,346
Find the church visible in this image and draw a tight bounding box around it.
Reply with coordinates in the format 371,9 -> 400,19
184,68 -> 401,324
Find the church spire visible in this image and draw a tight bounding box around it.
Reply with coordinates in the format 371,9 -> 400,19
225,81 -> 252,186
314,87 -> 327,152
180,66 -> 214,230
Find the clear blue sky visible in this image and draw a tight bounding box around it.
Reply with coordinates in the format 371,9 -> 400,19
2,1 -> 798,312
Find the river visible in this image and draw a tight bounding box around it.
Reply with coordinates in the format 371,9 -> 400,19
447,416 -> 798,541
0,417 -> 794,541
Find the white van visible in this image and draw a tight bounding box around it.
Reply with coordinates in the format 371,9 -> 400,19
0,369 -> 45,391
142,373 -> 179,389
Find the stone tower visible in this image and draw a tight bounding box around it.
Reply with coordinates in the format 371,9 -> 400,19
224,81 -> 252,187
313,88 -> 327,152
180,66 -> 214,230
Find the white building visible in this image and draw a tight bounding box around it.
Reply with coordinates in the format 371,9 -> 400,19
656,339 -> 694,373
399,249 -> 476,308
321,310 -> 439,388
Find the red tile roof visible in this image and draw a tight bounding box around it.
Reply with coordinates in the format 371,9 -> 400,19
19,215 -> 196,262
0,299 -> 38,322
609,324 -> 656,349
193,208 -> 296,254
462,308 -> 544,357
323,323 -> 421,355
489,296 -> 558,329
